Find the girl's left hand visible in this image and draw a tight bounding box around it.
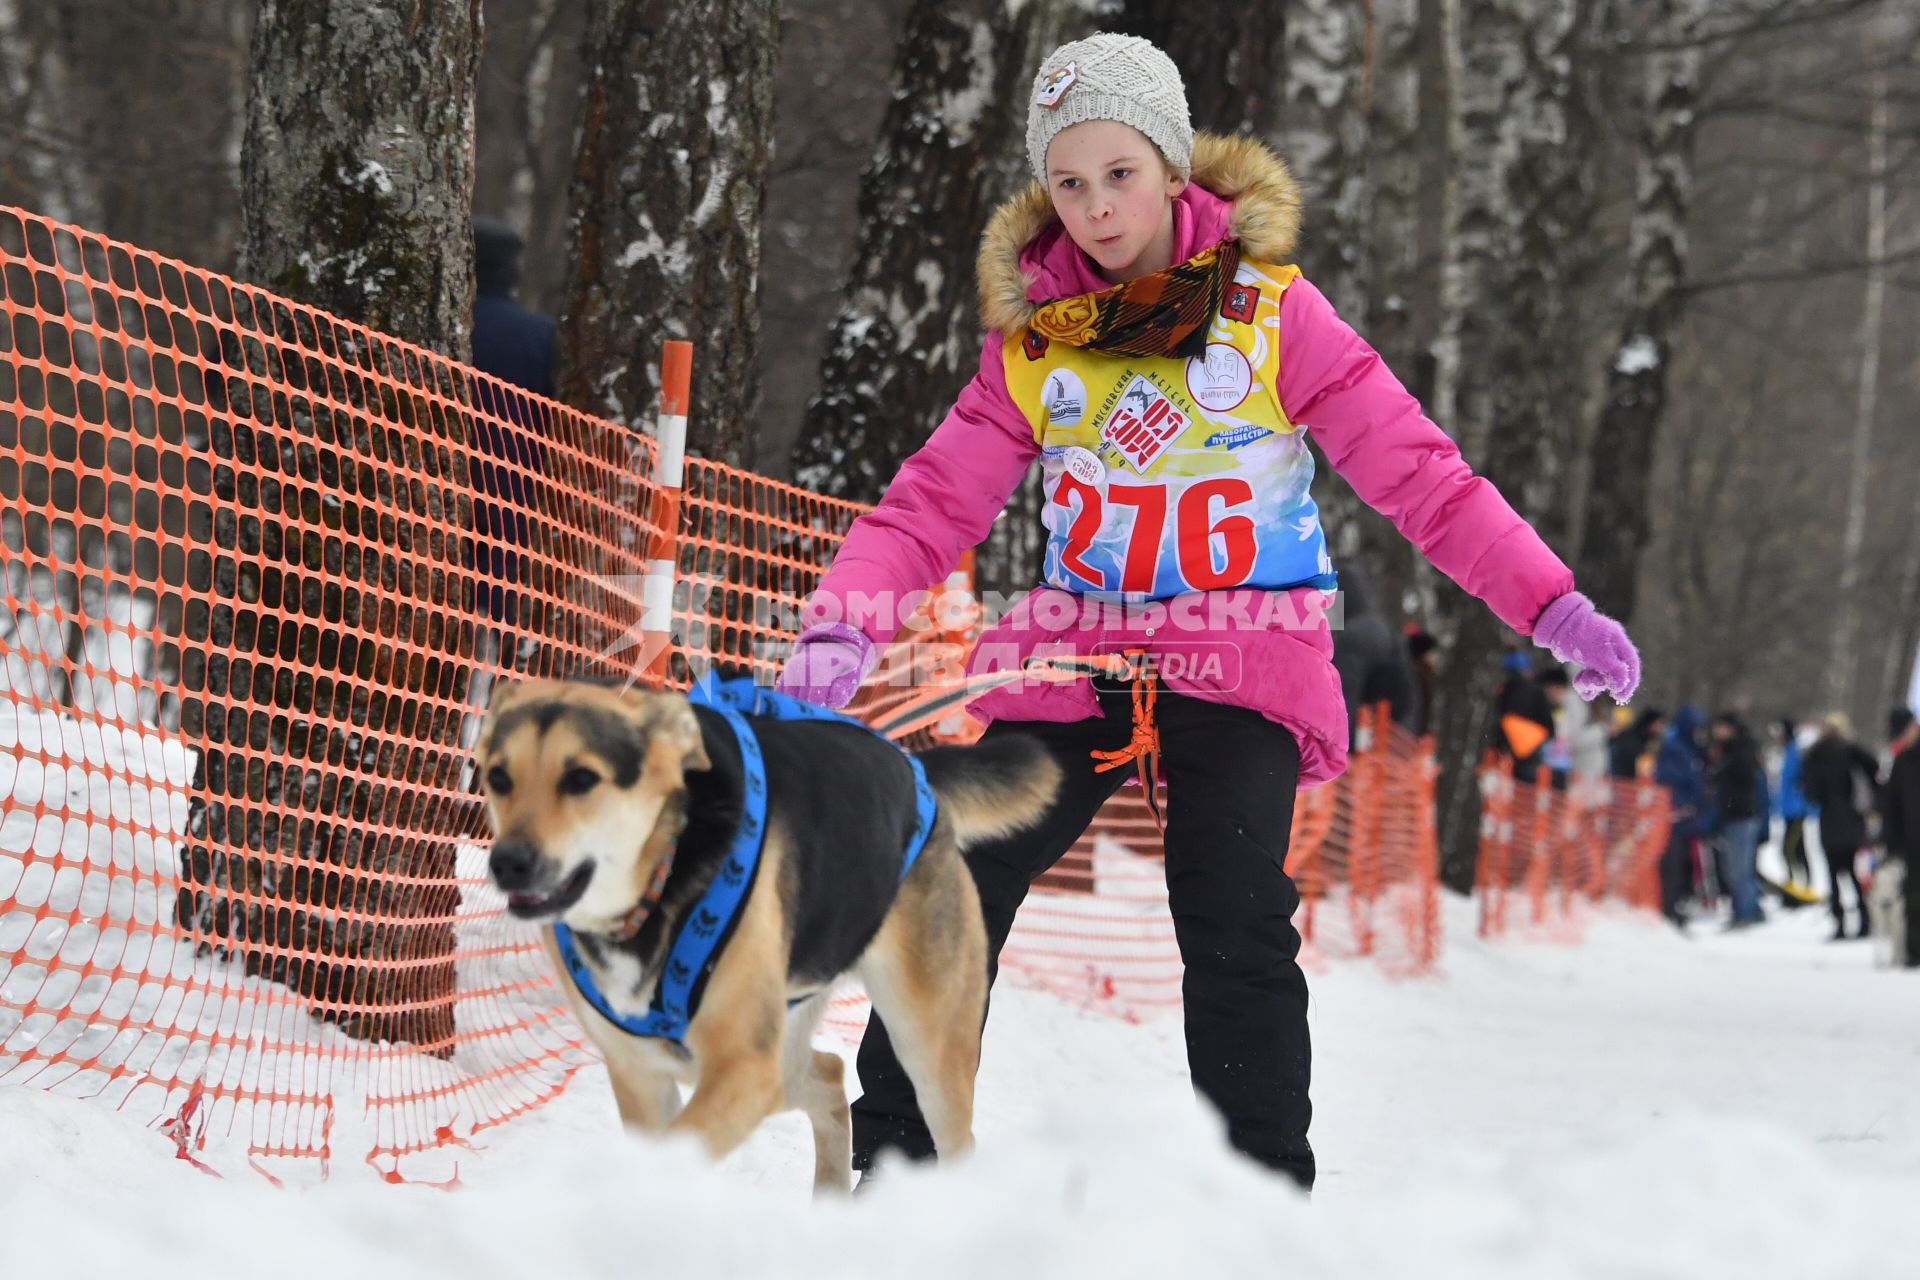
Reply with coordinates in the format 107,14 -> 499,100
1532,591 -> 1641,702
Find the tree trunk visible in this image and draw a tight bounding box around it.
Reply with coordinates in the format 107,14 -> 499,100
174,0 -> 483,1050
796,0 -> 1101,596
1826,54 -> 1887,720
1279,0 -> 1369,321
1574,0 -> 1708,625
240,0 -> 481,360
555,0 -> 779,466
1119,0 -> 1288,139
792,0 -> 1034,505
472,0 -> 589,315
1428,0 -> 1606,894
0,1 -> 253,268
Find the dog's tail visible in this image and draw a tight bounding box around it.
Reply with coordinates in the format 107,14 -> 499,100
916,734 -> 1062,849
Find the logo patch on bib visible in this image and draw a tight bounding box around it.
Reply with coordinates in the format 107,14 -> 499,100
1100,375 -> 1190,474
1203,424 -> 1274,450
1042,368 -> 1087,426
1185,343 -> 1253,412
1221,283 -> 1260,324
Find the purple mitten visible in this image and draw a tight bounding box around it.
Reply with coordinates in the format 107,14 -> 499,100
774,623 -> 879,710
1532,592 -> 1641,703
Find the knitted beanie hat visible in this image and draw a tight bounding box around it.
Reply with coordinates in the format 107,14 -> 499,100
1026,33 -> 1193,184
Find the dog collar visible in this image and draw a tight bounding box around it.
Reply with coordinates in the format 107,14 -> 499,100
551,674 -> 938,1046
611,819 -> 681,943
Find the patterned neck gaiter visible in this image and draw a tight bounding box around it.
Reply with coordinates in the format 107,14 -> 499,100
1027,238 -> 1240,361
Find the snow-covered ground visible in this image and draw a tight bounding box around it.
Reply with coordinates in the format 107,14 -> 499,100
4,891 -> 1917,1279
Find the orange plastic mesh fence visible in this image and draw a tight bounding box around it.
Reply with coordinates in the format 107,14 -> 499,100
1473,754 -> 1672,942
0,204 -> 1439,1182
999,704 -> 1443,1022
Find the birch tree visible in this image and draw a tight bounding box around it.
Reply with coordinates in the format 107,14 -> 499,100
1574,0 -> 1711,625
174,0 -> 483,1047
1428,0 -> 1608,893
1826,47 -> 1888,717
556,0 -> 779,464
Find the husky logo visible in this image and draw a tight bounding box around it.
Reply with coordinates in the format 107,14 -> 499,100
690,907 -> 722,938
1100,374 -> 1190,474
667,958 -> 692,984
720,857 -> 745,885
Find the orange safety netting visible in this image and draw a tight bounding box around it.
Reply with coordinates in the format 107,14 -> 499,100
998,703 -> 1443,1022
1473,753 -> 1672,942
0,204 -> 1439,1183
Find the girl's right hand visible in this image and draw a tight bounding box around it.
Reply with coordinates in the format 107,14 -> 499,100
774,624 -> 877,710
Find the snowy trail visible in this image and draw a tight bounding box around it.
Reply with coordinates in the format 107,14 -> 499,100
5,894 -> 1917,1278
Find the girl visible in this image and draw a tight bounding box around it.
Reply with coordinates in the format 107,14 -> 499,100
777,33 -> 1639,1189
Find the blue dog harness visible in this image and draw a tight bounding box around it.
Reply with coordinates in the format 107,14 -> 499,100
551,673 -> 939,1045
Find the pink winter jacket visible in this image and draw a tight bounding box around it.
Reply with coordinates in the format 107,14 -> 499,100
800,135 -> 1574,786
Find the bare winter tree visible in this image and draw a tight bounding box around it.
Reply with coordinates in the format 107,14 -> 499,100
172,0 -> 484,1048
1428,0 -> 1610,892
472,0 -> 589,316
792,0 -> 1042,505
1269,0 -> 1437,628
795,0 -> 1113,594
1573,0 -> 1711,624
556,0 -> 779,465
1826,34 -> 1890,714
241,1 -> 481,358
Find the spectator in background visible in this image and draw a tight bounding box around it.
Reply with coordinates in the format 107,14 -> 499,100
1802,713 -> 1881,941
1880,708 -> 1920,967
1405,626 -> 1438,738
1655,707 -> 1708,931
1610,708 -> 1666,781
1889,708 -> 1918,762
1566,686 -> 1612,786
1707,712 -> 1766,928
1768,717 -> 1814,895
1330,563 -> 1415,749
1497,650 -> 1560,784
468,216 -> 556,640
1536,667 -> 1574,788
472,216 -> 557,398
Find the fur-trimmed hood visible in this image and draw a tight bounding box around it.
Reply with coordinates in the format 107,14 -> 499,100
976,132 -> 1304,336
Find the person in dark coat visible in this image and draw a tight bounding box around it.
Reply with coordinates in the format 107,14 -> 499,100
1610,708 -> 1666,781
1330,563 -> 1415,748
1496,651 -> 1562,784
468,216 -> 556,637
1768,718 -> 1814,890
1654,706 -> 1707,929
1880,710 -> 1920,967
1406,627 -> 1438,738
1801,713 -> 1881,940
1707,712 -> 1765,927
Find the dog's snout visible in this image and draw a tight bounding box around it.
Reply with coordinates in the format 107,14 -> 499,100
489,839 -> 542,890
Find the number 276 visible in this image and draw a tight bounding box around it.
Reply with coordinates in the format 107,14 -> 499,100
1051,472 -> 1257,593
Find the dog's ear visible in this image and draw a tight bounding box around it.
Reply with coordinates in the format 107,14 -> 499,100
617,687 -> 711,773
486,675 -> 520,715
660,697 -> 711,773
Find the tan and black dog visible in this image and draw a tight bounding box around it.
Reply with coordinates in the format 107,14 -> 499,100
476,678 -> 1060,1193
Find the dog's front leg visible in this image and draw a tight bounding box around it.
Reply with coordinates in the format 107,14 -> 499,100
669,1053 -> 784,1160
671,998 -> 786,1160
